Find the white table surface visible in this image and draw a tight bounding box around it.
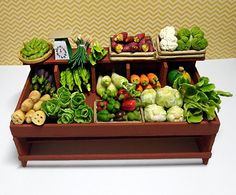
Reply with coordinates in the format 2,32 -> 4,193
0,59 -> 236,195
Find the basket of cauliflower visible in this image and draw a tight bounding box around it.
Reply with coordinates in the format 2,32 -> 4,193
156,26 -> 207,59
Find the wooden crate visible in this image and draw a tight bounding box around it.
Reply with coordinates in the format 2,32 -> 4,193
109,37 -> 156,61
156,36 -> 206,60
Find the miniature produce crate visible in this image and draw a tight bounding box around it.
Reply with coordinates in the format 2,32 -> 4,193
109,37 -> 156,61
10,48 -> 220,167
156,36 -> 206,60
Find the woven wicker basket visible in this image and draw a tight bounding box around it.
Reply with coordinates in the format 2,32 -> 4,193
18,43 -> 53,65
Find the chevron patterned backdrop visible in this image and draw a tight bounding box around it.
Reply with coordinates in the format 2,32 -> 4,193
0,0 -> 236,65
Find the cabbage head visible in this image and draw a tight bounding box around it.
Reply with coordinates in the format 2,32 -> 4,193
156,86 -> 183,108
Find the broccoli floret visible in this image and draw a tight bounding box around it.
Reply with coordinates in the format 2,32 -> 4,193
191,37 -> 208,50
191,26 -> 204,38
176,40 -> 186,51
185,40 -> 191,50
177,28 -> 190,39
180,36 -> 189,43
176,39 -> 192,51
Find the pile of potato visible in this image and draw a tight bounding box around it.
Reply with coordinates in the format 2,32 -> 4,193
11,90 -> 50,126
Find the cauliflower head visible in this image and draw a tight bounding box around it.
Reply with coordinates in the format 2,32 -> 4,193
156,86 -> 183,108
166,105 -> 185,122
144,104 -> 167,122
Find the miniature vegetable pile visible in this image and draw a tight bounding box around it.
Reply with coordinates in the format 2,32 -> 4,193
176,26 -> 208,51
111,32 -> 154,53
175,76 -> 233,123
141,87 -> 185,122
60,67 -> 91,92
95,73 -> 142,122
159,26 -> 208,51
20,38 -> 50,60
130,73 -> 161,93
88,41 -> 108,66
159,26 -> 178,51
41,86 -> 93,124
68,35 -> 91,70
31,68 -> 56,96
11,90 -> 51,126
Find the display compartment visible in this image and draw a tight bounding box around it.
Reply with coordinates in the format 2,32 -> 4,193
156,37 -> 206,60
10,55 -> 220,167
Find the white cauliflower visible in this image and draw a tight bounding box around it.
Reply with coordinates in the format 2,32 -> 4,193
166,105 -> 185,122
159,26 -> 176,39
159,26 -> 178,51
144,104 -> 167,122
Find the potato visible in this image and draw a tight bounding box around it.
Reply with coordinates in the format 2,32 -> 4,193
40,94 -> 51,101
21,98 -> 34,112
11,109 -> 25,124
25,109 -> 35,123
33,100 -> 43,111
29,90 -> 41,103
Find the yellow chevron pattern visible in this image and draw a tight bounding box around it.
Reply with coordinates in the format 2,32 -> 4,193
0,0 -> 236,65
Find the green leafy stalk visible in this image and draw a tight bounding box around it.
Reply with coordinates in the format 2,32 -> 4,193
178,76 -> 233,123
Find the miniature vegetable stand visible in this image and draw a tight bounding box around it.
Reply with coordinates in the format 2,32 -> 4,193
10,36 -> 231,167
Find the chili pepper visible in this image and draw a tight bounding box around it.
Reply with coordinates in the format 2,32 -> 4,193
121,99 -> 138,111
127,110 -> 141,121
117,89 -> 130,101
97,110 -> 115,122
96,100 -> 108,112
107,98 -> 121,113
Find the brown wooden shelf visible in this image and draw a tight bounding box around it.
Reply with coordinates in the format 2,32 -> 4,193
10,54 -> 220,167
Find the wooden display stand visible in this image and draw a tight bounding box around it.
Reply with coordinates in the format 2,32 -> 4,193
10,49 -> 220,167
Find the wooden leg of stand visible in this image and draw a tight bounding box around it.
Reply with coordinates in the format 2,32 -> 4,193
202,158 -> 209,165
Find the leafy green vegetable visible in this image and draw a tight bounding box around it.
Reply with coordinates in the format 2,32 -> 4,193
57,86 -> 71,108
65,68 -> 74,91
74,104 -> 93,123
57,108 -> 75,124
178,76 -> 233,123
89,41 -> 108,66
70,92 -> 85,109
41,98 -> 61,117
73,69 -> 82,92
78,67 -> 91,92
60,71 -> 66,87
60,67 -> 91,92
42,86 -> 93,123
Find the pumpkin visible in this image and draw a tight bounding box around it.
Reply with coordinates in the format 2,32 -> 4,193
168,66 -> 191,86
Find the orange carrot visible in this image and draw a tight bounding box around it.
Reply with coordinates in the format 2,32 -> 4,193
136,84 -> 143,92
140,74 -> 149,87
147,73 -> 159,85
145,84 -> 153,89
130,74 -> 140,84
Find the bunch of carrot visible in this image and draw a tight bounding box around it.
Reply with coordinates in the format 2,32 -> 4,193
130,73 -> 161,92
